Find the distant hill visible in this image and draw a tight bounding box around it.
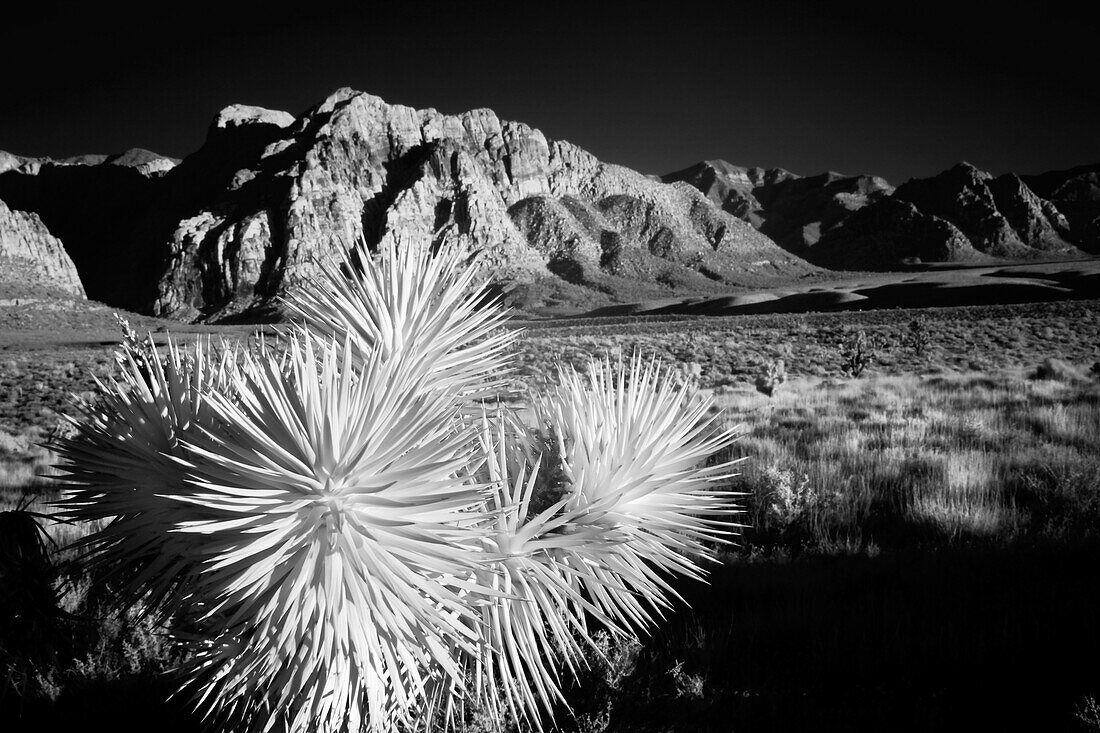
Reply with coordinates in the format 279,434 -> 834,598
670,160 -> 1086,271
662,161 -> 893,257
1022,163 -> 1100,254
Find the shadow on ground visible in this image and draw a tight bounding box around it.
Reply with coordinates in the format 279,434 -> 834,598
590,543 -> 1100,732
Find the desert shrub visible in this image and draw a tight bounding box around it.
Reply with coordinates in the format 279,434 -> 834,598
1030,357 -> 1088,382
838,329 -> 886,378
1079,695 -> 1100,732
754,359 -> 786,397
761,466 -> 815,527
903,317 -> 932,357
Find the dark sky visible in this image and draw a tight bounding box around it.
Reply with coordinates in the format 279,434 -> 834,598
3,2 -> 1097,185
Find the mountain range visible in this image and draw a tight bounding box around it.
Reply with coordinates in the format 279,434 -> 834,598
1,89 -> 1096,320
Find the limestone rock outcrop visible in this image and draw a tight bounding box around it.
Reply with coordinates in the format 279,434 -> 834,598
887,163 -> 1076,259
663,161 -> 894,256
0,198 -> 86,298
0,149 -> 175,310
810,198 -> 981,269
810,163 -> 1081,270
1023,164 -> 1100,254
151,89 -> 809,320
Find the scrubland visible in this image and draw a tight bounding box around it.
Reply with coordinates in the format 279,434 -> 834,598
2,298 -> 1099,731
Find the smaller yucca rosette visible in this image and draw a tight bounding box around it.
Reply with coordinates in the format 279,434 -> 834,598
440,413 -> 628,731
528,354 -> 745,632
53,336 -> 239,615
168,333 -> 495,733
286,237 -> 517,404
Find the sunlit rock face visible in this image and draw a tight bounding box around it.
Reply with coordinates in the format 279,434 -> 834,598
0,198 -> 86,299
150,89 -> 810,320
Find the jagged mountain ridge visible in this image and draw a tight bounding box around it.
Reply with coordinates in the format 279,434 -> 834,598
0,89 -> 1094,319
667,160 -> 1086,271
0,91 -> 810,320
1022,163 -> 1100,254
152,90 -> 808,320
662,161 -> 894,256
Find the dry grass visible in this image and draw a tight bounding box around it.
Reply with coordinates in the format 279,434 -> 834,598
712,372 -> 1100,553
2,298 -> 1099,731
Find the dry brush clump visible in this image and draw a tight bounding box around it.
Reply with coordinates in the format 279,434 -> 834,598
713,372 -> 1100,554
47,238 -> 744,733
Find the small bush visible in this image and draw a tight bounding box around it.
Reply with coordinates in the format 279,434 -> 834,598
754,359 -> 786,398
903,317 -> 932,357
763,466 -> 816,527
1030,357 -> 1088,382
839,330 -> 886,378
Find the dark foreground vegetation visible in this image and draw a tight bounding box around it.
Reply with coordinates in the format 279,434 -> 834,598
3,299 -> 1099,732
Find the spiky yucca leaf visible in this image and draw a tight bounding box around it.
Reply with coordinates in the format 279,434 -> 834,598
529,354 -> 745,633
286,238 -> 516,403
53,336 -> 239,616
171,335 -> 495,733
442,413 -> 630,731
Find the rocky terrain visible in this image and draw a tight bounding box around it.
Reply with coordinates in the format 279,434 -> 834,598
668,160 -> 1087,271
0,198 -> 85,299
662,161 -> 895,257
0,89 -> 1094,321
1022,163 -> 1100,254
0,148 -> 180,311
0,91 -> 808,321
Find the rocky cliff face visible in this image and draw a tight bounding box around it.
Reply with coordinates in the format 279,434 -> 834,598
150,90 -> 808,320
669,159 -> 1084,270
0,198 -> 86,298
886,163 -> 1076,258
0,148 -> 179,310
809,198 -> 981,269
1022,164 -> 1100,254
663,161 -> 894,257
807,163 -> 1080,270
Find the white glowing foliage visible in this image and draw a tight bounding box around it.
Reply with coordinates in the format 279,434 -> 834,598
54,237 -> 744,733
286,238 -> 517,402
529,357 -> 746,632
54,337 -> 240,614
173,336 -> 492,733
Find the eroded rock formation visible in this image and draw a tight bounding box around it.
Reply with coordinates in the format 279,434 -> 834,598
0,198 -> 86,298
1023,164 -> 1100,254
663,161 -> 894,256
152,90 -> 808,320
0,148 -> 179,309
810,163 -> 1080,269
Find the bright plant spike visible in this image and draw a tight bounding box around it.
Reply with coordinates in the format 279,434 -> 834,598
53,335 -> 240,617
453,414 -> 623,730
286,237 -> 517,403
170,335 -> 496,733
529,354 -> 746,633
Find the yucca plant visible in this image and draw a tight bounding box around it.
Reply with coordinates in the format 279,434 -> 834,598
53,236 -> 745,733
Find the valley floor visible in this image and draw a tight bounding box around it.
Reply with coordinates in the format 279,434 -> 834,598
2,297 -> 1099,731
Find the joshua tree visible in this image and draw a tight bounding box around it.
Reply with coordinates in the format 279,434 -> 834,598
53,238 -> 744,733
